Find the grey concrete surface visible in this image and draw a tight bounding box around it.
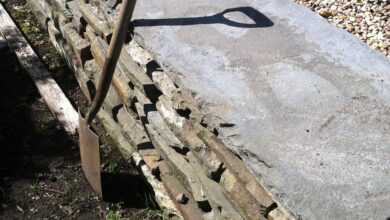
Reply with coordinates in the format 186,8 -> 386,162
131,0 -> 390,219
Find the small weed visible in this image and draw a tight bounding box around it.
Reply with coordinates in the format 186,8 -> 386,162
30,179 -> 39,193
136,208 -> 170,220
106,210 -> 122,220
105,161 -> 120,174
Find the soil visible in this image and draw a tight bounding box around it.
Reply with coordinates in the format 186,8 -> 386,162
0,0 -> 164,219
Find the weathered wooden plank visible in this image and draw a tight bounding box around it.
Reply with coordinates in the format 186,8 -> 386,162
138,148 -> 160,171
48,21 -> 92,102
90,32 -> 156,98
27,0 -> 52,27
126,40 -> 202,120
145,118 -> 207,203
90,35 -> 133,104
84,59 -> 123,108
117,106 -> 150,148
127,41 -> 178,98
220,169 -> 268,220
97,109 -> 136,158
79,1 -> 112,41
186,152 -> 244,220
157,96 -> 274,208
47,20 -> 63,54
148,109 -> 187,151
146,112 -> 245,220
66,0 -> 85,34
156,96 -> 186,129
159,161 -> 205,220
196,125 -> 275,208
72,50 -> 180,218
156,96 -> 270,219
0,3 -> 78,134
156,94 -> 273,208
84,24 -> 97,43
131,152 -> 182,219
62,22 -> 91,65
118,44 -> 154,92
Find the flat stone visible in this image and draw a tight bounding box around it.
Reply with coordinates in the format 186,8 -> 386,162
79,1 -> 112,41
132,0 -> 390,219
62,23 -> 91,65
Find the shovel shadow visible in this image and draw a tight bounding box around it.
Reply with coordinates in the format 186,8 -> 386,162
133,6 -> 273,28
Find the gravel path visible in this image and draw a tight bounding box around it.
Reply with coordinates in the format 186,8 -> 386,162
295,0 -> 389,58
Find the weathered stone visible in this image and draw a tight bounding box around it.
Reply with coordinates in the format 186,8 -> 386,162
196,125 -> 274,208
47,20 -> 62,53
145,119 -> 207,203
90,36 -> 133,104
84,25 -> 97,42
156,96 -> 268,220
117,106 -> 150,148
156,96 -> 186,129
159,162 -> 204,220
126,41 -> 202,121
148,109 -> 187,151
126,41 -> 178,98
148,112 -> 245,220
131,152 -> 181,218
79,1 -> 112,41
84,59 -> 123,108
97,109 -> 137,158
27,0 -> 52,27
268,207 -> 294,220
66,0 -> 85,34
186,152 -> 244,220
73,60 -> 94,102
155,93 -> 273,219
118,46 -> 155,93
138,149 -> 160,171
62,22 -> 91,65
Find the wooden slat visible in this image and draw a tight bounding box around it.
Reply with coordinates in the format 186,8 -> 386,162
0,4 -> 78,134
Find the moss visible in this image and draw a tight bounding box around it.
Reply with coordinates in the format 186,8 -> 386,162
5,2 -> 64,71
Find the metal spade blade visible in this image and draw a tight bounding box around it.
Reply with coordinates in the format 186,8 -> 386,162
78,0 -> 137,196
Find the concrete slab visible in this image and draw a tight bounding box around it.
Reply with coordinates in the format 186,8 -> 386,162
131,0 -> 390,219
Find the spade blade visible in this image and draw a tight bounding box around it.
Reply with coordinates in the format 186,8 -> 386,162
79,113 -> 102,197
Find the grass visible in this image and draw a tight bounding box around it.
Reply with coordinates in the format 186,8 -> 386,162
105,160 -> 120,174
133,208 -> 170,220
106,210 -> 122,220
7,2 -> 64,71
30,179 -> 40,193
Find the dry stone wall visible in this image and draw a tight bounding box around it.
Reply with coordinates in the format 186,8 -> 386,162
27,0 -> 294,219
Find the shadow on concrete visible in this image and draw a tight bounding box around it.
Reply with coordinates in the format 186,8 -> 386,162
133,7 -> 273,28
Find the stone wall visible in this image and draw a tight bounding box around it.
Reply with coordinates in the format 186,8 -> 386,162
27,1 -> 293,219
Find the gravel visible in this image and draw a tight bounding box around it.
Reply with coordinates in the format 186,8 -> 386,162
295,0 -> 390,58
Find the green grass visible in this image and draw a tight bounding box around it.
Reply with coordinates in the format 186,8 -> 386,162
105,160 -> 120,174
106,210 -> 122,220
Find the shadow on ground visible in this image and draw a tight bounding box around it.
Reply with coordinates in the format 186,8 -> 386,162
0,8 -> 161,218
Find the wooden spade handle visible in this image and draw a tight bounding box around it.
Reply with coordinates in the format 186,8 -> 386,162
86,0 -> 137,124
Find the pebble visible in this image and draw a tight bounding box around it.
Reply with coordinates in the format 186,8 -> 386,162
295,0 -> 389,58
